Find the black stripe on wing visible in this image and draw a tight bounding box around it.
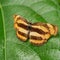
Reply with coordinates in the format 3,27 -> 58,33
30,35 -> 43,40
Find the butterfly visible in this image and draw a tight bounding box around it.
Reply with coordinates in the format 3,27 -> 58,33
13,15 -> 58,45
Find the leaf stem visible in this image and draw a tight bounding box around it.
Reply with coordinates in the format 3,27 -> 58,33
0,3 -> 6,60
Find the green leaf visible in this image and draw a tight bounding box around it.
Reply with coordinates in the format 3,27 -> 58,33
0,0 -> 60,60
0,5 -> 4,60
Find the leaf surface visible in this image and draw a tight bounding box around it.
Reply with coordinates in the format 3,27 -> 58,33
0,0 -> 60,60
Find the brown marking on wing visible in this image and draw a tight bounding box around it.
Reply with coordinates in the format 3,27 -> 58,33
16,31 -> 28,41
16,16 -> 29,24
30,26 -> 48,35
17,23 -> 29,30
47,23 -> 58,36
18,31 -> 28,38
14,23 -> 29,34
30,35 -> 43,40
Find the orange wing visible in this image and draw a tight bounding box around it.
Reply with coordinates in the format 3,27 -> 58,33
29,22 -> 58,45
14,15 -> 29,41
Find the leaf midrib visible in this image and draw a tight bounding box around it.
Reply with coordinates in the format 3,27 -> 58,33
0,3 -> 6,60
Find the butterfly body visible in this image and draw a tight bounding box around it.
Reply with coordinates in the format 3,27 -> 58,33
14,15 -> 58,45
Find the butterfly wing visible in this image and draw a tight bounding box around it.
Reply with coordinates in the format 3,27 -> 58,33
14,15 -> 29,41
29,23 -> 52,45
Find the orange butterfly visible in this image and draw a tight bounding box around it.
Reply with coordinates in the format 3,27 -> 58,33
13,15 -> 58,45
